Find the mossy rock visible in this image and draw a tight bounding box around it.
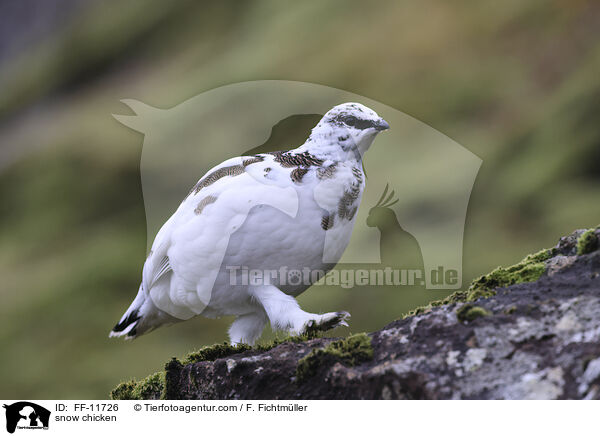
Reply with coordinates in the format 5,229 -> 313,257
184,342 -> 252,364
467,248 -> 551,298
295,333 -> 373,383
406,227 -> 600,319
577,229 -> 599,255
404,248 -> 553,319
111,335 -> 320,399
183,333 -> 318,365
110,372 -> 164,400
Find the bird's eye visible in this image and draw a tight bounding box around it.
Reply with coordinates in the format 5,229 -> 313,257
343,116 -> 358,127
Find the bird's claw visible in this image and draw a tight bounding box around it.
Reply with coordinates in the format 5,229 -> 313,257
301,311 -> 351,336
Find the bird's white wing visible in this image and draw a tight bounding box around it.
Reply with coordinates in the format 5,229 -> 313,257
142,154 -> 299,319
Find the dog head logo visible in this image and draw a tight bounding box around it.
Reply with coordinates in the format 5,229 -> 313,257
3,402 -> 50,433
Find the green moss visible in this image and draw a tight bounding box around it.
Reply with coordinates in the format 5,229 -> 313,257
183,331 -> 320,365
466,248 -> 551,298
110,372 -> 164,400
295,333 -> 373,383
577,229 -> 598,255
403,290 -> 468,318
163,358 -> 183,400
184,342 -> 252,364
254,331 -> 320,352
456,304 -> 491,323
110,380 -> 136,400
135,372 -> 164,399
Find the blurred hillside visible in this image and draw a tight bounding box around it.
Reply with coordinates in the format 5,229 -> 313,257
0,0 -> 599,399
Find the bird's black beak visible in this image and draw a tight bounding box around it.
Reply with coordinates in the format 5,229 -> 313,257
375,119 -> 390,131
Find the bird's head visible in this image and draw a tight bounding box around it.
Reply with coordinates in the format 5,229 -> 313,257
307,102 -> 389,159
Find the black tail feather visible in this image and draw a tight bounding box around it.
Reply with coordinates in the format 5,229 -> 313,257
112,309 -> 141,333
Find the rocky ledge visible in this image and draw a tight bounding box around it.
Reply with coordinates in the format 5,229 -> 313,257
112,226 -> 600,400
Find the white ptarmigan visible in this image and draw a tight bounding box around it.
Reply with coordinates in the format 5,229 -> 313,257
110,102 -> 389,345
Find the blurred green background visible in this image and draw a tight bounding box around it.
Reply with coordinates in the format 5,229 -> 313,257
1,0 -> 599,399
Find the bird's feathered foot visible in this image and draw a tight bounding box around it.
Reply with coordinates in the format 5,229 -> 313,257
229,312 -> 268,345
247,284 -> 350,342
302,311 -> 351,336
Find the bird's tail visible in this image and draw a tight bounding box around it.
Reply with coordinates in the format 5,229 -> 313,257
109,284 -> 146,339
